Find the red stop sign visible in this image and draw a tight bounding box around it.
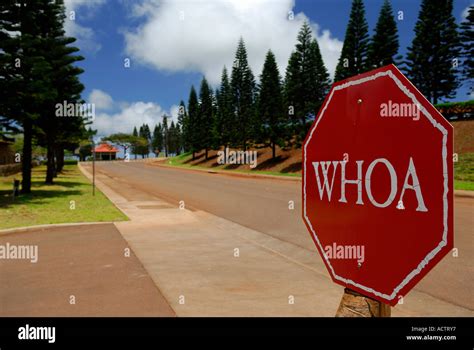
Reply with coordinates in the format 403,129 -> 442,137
302,65 -> 453,306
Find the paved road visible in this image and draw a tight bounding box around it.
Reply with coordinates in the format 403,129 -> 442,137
86,161 -> 474,312
0,224 -> 175,316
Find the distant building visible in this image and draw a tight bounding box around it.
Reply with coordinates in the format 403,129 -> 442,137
94,143 -> 119,161
0,134 -> 15,165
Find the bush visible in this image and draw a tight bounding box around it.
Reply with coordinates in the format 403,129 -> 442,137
435,100 -> 474,120
0,163 -> 22,176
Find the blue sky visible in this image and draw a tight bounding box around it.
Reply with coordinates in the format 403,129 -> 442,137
65,0 -> 472,136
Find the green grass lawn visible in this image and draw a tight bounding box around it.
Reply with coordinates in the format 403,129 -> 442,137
0,164 -> 128,230
166,152 -> 474,190
454,153 -> 474,191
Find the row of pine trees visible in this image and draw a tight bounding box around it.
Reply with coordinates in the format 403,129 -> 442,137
130,118 -> 182,158
173,0 -> 471,160
0,0 -> 92,193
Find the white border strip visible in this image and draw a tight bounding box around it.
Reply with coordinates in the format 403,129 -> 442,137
303,69 -> 449,301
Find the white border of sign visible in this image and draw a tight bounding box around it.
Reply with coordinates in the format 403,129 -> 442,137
303,68 -> 449,301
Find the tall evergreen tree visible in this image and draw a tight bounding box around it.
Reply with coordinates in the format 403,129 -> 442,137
132,126 -> 138,158
198,77 -> 214,160
284,51 -> 302,139
35,0 -> 86,183
334,0 -> 370,81
168,121 -> 180,155
307,39 -> 331,115
152,123 -> 163,156
162,115 -> 169,157
230,38 -> 256,150
284,22 -> 331,144
177,100 -> 187,152
0,0 -> 55,192
460,5 -> 474,95
187,86 -> 200,159
258,50 -> 285,159
405,0 -> 460,104
138,124 -> 151,157
367,0 -> 399,69
215,66 -> 234,157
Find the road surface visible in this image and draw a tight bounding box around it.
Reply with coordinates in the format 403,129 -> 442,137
85,161 -> 474,312
0,223 -> 175,316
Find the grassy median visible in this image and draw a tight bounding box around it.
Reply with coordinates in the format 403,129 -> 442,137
0,164 -> 128,230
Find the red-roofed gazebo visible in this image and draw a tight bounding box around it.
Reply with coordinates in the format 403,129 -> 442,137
94,143 -> 119,160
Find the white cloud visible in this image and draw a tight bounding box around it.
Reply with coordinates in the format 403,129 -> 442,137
123,0 -> 342,85
89,89 -> 113,110
461,5 -> 472,20
64,0 -> 106,53
88,90 -> 177,136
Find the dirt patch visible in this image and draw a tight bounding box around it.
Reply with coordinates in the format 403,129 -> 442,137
452,120 -> 474,154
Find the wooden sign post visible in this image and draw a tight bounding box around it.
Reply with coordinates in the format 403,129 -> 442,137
336,289 -> 391,317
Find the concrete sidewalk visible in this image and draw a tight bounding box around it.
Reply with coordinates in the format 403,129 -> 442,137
79,164 -> 474,317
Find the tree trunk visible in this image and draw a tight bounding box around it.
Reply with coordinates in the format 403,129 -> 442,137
272,142 -> 276,159
46,141 -> 55,184
56,147 -> 64,173
205,148 -> 208,160
192,151 -> 195,160
21,119 -> 33,194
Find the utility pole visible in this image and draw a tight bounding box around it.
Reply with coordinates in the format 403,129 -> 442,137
92,140 -> 96,196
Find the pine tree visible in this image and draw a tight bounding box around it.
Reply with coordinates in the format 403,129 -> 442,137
152,123 -> 163,156
198,77 -> 214,160
168,121 -> 181,155
405,0 -> 460,104
284,51 -> 302,139
334,0 -> 370,81
0,0 -> 56,192
306,39 -> 331,117
177,100 -> 187,152
258,50 -> 285,159
138,124 -> 150,158
34,0 -> 86,183
187,86 -> 200,159
216,66 -> 234,157
460,5 -> 474,95
132,127 -> 138,158
162,116 -> 169,157
284,22 -> 331,144
367,0 -> 399,69
231,38 -> 256,150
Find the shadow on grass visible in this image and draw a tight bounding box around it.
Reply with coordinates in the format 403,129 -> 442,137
0,189 -> 82,209
255,155 -> 289,170
184,152 -> 204,164
223,163 -> 241,170
194,153 -> 218,165
31,180 -> 85,189
281,162 -> 302,173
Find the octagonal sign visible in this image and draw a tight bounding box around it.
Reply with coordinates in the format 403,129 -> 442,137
302,65 -> 453,306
